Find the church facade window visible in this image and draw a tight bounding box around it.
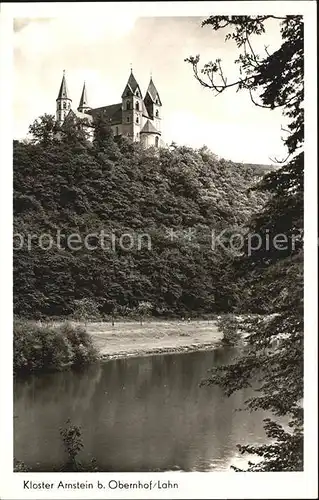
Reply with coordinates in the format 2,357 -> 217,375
135,102 -> 139,111
155,136 -> 159,147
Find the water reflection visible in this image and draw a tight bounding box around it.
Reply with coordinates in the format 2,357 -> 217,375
14,348 -> 268,471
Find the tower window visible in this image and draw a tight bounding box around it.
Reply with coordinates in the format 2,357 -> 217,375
155,136 -> 159,147
155,110 -> 159,117
126,101 -> 131,110
135,102 -> 139,111
136,90 -> 140,97
136,117 -> 139,124
126,116 -> 130,122
116,126 -> 119,136
63,102 -> 67,109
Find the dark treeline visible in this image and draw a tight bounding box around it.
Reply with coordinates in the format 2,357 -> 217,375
13,115 -> 268,319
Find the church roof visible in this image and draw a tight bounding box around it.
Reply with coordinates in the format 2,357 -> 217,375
141,100 -> 149,118
127,71 -> 139,93
78,82 -> 90,109
65,109 -> 93,124
89,103 -> 122,125
145,77 -> 162,105
121,70 -> 142,98
57,72 -> 71,101
140,119 -> 160,135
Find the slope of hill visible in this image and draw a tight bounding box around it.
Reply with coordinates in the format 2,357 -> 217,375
13,118 -> 268,318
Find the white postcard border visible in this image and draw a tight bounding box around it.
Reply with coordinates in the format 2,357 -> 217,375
0,2 -> 317,499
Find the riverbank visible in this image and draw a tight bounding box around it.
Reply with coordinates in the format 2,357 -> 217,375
86,320 -> 223,360
14,319 -> 224,375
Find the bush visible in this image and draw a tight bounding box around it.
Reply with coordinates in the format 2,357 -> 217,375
60,322 -> 98,367
216,314 -> 242,346
59,419 -> 84,471
59,419 -> 100,471
14,320 -> 98,375
73,298 -> 101,323
14,420 -> 100,472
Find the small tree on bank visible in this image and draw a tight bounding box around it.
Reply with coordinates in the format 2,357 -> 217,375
137,301 -> 153,325
73,298 -> 100,326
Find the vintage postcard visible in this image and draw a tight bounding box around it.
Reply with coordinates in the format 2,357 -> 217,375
0,1 -> 317,499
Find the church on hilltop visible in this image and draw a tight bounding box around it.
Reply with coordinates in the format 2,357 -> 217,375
56,69 -> 163,147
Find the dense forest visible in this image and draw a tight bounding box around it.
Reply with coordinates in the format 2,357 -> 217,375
13,116 -> 269,319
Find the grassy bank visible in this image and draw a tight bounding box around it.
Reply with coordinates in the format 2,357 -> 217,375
86,319 -> 223,359
14,320 -> 98,375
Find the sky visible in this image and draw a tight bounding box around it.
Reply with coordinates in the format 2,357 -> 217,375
13,14 -> 287,164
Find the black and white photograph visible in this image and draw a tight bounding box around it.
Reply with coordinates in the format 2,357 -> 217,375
0,1 -> 317,499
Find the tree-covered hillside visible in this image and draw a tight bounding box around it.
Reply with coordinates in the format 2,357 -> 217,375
13,116 -> 267,318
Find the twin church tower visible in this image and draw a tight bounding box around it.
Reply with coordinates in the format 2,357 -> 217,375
56,69 -> 163,147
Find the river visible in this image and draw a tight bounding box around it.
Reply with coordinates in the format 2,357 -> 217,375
14,347 -> 269,472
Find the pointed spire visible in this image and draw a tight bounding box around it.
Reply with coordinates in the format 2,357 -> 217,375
121,69 -> 142,98
78,81 -> 91,112
128,71 -> 139,92
145,77 -> 161,105
57,70 -> 71,100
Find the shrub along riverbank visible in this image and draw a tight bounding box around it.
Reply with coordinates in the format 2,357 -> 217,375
14,320 -> 98,375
